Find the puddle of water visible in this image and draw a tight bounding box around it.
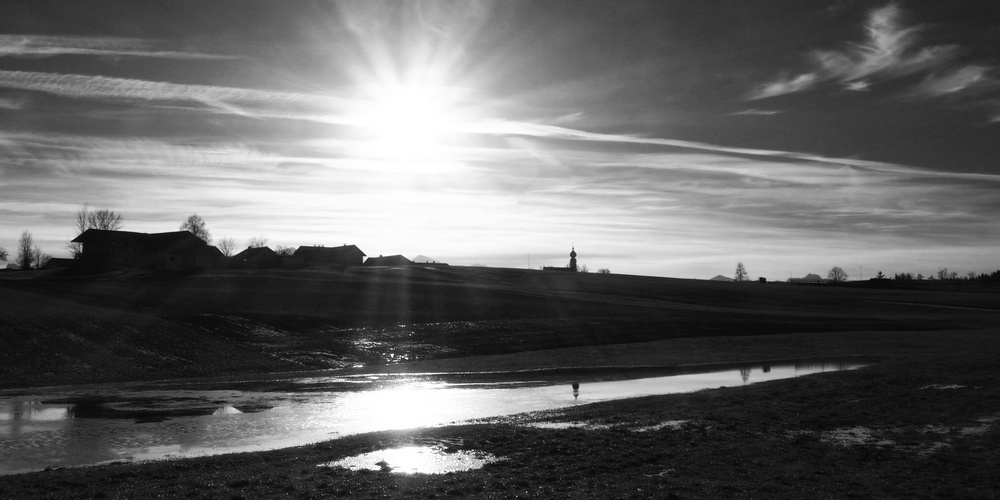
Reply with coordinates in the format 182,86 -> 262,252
795,413 -> 998,457
633,420 -> 689,432
525,421 -> 614,430
320,445 -> 501,474
0,357 -> 870,475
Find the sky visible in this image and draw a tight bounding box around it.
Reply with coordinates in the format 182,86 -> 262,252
1,0 -> 998,279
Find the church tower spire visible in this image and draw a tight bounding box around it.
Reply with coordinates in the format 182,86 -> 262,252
569,246 -> 577,272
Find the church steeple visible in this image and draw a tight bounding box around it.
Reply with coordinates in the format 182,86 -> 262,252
569,246 -> 577,272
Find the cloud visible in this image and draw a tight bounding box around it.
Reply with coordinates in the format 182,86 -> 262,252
813,4 -> 956,82
845,80 -> 870,91
912,65 -> 996,98
0,70 -> 342,119
749,3 -> 994,100
747,73 -> 818,100
0,96 -> 26,109
0,35 -> 236,60
729,108 -> 785,116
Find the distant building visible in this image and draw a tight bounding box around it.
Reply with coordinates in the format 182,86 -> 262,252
543,247 -> 578,272
42,258 -> 76,270
364,254 -> 413,267
233,246 -> 279,268
71,229 -> 223,270
293,244 -> 365,267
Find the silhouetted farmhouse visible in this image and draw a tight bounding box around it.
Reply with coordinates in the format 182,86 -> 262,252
233,246 -> 279,268
42,258 -> 75,270
293,244 -> 365,267
71,229 -> 223,270
364,254 -> 412,267
543,247 -> 578,272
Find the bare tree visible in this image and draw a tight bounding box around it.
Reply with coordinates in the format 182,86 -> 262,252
68,204 -> 125,258
32,247 -> 51,269
180,213 -> 211,243
246,235 -> 268,248
936,268 -> 949,280
597,268 -> 610,274
734,262 -> 749,282
0,247 -> 7,262
828,266 -> 848,282
15,230 -> 34,269
274,245 -> 295,256
579,264 -> 589,273
218,237 -> 237,257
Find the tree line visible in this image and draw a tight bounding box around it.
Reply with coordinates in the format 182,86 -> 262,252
733,262 -> 1000,283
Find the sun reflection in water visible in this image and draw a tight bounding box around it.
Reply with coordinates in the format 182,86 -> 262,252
321,445 -> 501,474
355,382 -> 454,431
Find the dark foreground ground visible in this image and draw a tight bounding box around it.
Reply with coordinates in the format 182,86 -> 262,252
1,267 -> 998,498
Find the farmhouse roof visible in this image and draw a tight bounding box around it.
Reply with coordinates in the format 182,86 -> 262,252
234,246 -> 277,259
364,254 -> 413,266
72,229 -> 216,255
71,229 -> 146,244
293,245 -> 365,258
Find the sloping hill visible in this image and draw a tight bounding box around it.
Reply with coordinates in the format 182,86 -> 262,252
2,266 -> 997,388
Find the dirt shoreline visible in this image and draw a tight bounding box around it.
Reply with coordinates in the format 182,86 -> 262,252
2,328 -> 998,498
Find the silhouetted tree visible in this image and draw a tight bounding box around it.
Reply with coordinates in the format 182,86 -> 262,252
68,204 -> 125,258
246,235 -> 268,248
916,273 -> 924,280
579,264 -> 589,273
936,268 -> 949,280
32,247 -> 51,269
597,268 -> 610,274
218,237 -> 237,257
828,266 -> 848,282
875,271 -> 886,280
734,262 -> 749,282
15,230 -> 34,269
0,247 -> 7,262
275,245 -> 295,256
180,213 -> 211,243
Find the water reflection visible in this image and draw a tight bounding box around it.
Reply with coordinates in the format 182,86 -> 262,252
321,445 -> 501,474
0,357 -> 872,475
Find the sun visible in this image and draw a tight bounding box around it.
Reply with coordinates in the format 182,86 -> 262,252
351,83 -> 466,161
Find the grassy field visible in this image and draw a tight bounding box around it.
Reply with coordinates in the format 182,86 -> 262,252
1,267 -> 998,498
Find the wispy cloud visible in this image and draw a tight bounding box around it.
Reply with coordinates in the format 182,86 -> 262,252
729,108 -> 784,116
0,35 -> 236,60
0,96 -> 26,109
747,73 -> 819,100
749,3 -> 999,110
912,65 -> 997,98
0,70 -> 341,119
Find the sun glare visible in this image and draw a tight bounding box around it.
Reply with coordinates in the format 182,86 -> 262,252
352,83 -> 467,161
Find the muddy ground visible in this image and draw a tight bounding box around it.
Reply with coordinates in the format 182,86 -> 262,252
1,329 -> 998,499
1,267 -> 998,498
